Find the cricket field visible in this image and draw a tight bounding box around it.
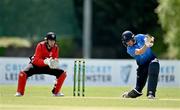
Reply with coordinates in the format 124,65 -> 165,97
0,85 -> 180,110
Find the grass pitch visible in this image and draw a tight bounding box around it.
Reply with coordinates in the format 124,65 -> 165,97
0,85 -> 180,110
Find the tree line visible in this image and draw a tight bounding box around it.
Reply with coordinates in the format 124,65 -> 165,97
0,0 -> 179,59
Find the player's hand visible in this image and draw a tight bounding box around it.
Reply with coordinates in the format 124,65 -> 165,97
49,59 -> 59,69
144,34 -> 154,47
44,58 -> 59,69
44,57 -> 52,66
145,42 -> 154,47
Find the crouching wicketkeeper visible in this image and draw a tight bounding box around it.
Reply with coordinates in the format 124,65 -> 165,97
121,30 -> 160,99
15,32 -> 67,97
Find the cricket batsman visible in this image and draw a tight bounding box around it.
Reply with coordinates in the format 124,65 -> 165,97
15,32 -> 67,97
121,30 -> 160,99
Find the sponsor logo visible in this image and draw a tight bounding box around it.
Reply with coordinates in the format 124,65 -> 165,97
120,65 -> 132,83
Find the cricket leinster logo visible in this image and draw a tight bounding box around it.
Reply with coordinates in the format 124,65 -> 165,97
120,65 -> 132,83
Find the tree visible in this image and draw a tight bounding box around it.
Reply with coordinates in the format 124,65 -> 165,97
156,0 -> 180,59
74,0 -> 164,58
0,0 -> 79,39
0,0 -> 80,57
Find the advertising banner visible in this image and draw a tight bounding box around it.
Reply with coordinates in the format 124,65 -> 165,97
0,57 -> 179,87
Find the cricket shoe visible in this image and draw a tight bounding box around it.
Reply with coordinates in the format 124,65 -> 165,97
147,94 -> 155,99
122,89 -> 142,98
15,92 -> 23,97
147,91 -> 155,99
53,93 -> 64,97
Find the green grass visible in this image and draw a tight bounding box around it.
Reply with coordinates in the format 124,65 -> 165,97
0,85 -> 180,110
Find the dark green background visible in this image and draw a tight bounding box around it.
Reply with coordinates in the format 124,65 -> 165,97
0,0 -> 166,58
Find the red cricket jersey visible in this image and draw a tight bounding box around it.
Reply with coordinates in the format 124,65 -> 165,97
32,41 -> 59,67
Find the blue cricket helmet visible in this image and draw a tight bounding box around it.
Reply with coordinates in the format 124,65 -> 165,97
121,30 -> 134,47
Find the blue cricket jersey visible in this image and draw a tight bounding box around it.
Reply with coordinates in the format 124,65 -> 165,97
127,34 -> 156,65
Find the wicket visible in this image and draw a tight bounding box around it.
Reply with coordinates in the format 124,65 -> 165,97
73,60 -> 85,97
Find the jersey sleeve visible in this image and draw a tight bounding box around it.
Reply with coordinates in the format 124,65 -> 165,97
127,47 -> 136,57
136,34 -> 145,43
32,43 -> 47,67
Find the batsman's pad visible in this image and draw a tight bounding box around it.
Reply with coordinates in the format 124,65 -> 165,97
147,59 -> 160,95
149,59 -> 159,73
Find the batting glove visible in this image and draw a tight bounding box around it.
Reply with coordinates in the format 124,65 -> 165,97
144,35 -> 154,47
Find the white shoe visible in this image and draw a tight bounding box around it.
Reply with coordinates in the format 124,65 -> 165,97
122,92 -> 129,98
53,93 -> 64,97
15,92 -> 23,97
147,95 -> 155,99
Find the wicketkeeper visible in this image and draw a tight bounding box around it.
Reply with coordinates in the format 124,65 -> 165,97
121,30 -> 160,99
15,32 -> 67,97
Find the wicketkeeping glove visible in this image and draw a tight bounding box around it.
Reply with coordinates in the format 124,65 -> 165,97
44,58 -> 59,69
49,59 -> 59,69
44,57 -> 52,66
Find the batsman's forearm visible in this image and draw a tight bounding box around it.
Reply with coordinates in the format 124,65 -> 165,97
141,45 -> 148,53
135,45 -> 148,55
